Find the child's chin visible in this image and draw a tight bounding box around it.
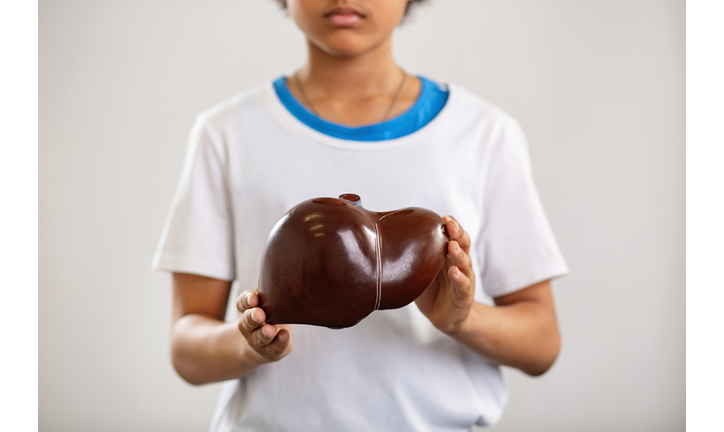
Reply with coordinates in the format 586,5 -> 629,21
314,35 -> 379,58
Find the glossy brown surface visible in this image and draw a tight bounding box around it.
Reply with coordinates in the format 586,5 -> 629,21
258,194 -> 449,328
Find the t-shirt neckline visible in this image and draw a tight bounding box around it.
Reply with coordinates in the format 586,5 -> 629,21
272,75 -> 449,142
261,77 -> 459,151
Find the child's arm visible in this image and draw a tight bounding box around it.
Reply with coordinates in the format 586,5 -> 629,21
170,273 -> 292,385
416,217 -> 561,376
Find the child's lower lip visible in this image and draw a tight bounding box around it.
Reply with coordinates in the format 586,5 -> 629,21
326,13 -> 363,27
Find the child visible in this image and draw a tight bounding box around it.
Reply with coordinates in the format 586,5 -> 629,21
153,1 -> 568,430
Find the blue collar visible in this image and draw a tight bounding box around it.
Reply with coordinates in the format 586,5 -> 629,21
272,75 -> 449,141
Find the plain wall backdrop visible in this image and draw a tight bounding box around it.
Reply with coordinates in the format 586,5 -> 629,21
39,0 -> 685,431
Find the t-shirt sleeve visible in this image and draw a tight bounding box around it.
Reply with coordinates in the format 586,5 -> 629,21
477,115 -> 568,298
151,115 -> 236,281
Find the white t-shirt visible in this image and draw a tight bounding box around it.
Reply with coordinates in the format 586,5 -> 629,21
153,80 -> 568,431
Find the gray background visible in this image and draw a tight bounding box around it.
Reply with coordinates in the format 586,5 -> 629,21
39,0 -> 685,430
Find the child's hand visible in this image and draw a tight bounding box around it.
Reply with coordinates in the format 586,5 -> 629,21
236,289 -> 293,364
415,216 -> 477,335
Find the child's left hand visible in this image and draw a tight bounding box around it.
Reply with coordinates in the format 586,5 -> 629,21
415,216 -> 476,335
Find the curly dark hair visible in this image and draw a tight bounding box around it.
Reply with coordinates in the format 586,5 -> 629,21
272,1 -> 428,17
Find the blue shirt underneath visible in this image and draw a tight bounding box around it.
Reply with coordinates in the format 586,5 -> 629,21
272,75 -> 449,141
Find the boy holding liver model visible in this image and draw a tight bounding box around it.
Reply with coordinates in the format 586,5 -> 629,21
153,1 -> 568,430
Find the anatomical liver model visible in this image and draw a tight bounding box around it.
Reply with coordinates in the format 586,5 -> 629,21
257,194 -> 449,328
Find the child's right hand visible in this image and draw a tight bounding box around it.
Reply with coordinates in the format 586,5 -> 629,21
236,289 -> 293,364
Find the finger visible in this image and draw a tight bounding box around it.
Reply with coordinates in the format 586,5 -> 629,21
236,289 -> 259,312
238,307 -> 266,337
265,328 -> 292,357
443,216 -> 471,254
448,240 -> 474,279
252,323 -> 279,348
448,266 -> 474,300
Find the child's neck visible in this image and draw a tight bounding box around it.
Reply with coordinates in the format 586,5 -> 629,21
300,38 -> 401,99
289,37 -> 421,126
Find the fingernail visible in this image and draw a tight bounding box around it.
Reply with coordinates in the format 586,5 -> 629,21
246,292 -> 253,305
262,326 -> 272,338
250,309 -> 260,323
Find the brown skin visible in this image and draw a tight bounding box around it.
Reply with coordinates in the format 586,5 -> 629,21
286,0 -> 421,126
170,273 -> 293,385
169,0 -> 561,385
415,216 -> 560,376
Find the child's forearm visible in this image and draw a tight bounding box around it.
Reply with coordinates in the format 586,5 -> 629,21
170,314 -> 262,385
416,217 -> 561,376
449,296 -> 561,376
